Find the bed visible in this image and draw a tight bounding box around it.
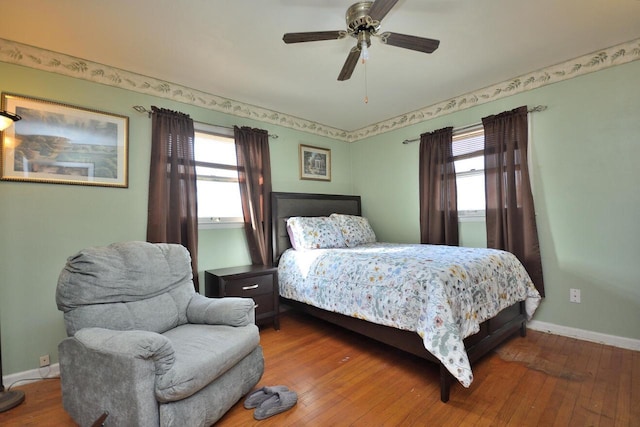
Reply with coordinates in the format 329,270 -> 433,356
270,192 -> 541,402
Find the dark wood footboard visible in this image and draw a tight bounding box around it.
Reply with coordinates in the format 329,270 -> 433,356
281,297 -> 527,402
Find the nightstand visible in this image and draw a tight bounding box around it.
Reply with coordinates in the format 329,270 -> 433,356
204,265 -> 279,329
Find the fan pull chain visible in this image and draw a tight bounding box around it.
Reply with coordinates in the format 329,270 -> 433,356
363,60 -> 369,104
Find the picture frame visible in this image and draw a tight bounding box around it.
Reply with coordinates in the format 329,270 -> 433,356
1,93 -> 129,188
299,144 -> 331,181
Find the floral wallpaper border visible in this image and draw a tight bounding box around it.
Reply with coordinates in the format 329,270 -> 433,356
1,37 -> 638,143
0,38 -> 348,141
348,38 -> 640,142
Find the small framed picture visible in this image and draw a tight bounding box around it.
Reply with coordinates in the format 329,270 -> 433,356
299,144 -> 331,181
1,93 -> 129,188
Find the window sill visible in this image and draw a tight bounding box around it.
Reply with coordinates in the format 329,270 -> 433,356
198,220 -> 244,230
458,212 -> 486,223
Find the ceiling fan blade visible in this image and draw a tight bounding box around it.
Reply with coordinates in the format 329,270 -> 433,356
379,32 -> 440,53
283,31 -> 346,44
367,0 -> 400,22
337,47 -> 360,81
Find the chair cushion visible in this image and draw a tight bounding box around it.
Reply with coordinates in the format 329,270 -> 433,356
155,323 -> 261,402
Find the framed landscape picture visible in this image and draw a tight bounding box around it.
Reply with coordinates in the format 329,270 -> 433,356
299,144 -> 331,181
1,93 -> 129,187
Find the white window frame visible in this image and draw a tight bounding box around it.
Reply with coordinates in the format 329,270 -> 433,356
194,123 -> 244,229
453,126 -> 486,222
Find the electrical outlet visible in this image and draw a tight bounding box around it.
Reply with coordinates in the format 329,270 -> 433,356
569,288 -> 581,303
39,354 -> 50,367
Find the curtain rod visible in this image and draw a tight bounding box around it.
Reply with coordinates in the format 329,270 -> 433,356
132,106 -> 279,139
401,105 -> 547,145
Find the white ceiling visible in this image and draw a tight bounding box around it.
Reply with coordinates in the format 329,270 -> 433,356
3,0 -> 640,132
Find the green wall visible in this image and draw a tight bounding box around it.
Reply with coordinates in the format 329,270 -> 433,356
0,61 -> 353,374
351,59 -> 640,341
459,221 -> 487,248
2,57 -> 639,376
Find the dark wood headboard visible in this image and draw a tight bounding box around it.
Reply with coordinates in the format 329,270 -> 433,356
270,192 -> 361,265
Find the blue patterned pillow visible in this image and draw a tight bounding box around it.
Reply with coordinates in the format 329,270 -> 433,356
330,214 -> 377,247
286,216 -> 346,250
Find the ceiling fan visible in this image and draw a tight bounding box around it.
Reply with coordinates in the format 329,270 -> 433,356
282,0 -> 440,81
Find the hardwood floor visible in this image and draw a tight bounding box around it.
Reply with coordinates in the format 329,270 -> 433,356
1,311 -> 638,426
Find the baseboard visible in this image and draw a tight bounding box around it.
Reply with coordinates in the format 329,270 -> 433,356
2,363 -> 60,389
528,320 -> 640,351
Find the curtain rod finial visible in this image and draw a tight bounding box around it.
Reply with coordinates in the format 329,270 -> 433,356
529,105 -> 548,113
133,105 -> 152,117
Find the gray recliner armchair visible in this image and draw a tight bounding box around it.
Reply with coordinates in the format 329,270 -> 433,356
55,241 -> 264,426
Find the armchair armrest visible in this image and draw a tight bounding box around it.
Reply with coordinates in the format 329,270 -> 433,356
74,328 -> 175,375
59,328 -> 175,426
187,293 -> 255,327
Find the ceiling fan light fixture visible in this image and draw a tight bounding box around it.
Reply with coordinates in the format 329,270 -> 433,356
360,41 -> 369,62
358,31 -> 371,62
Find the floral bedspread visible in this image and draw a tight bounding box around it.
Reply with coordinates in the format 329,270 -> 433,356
278,242 -> 541,387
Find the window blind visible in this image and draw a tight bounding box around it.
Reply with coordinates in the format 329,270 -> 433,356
452,127 -> 484,160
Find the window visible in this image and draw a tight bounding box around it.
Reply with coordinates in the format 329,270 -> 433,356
194,124 -> 243,227
452,127 -> 485,220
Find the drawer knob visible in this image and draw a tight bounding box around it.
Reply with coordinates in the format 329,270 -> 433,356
242,284 -> 260,291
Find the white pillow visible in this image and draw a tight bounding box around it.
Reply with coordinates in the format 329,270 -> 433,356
286,216 -> 346,250
330,213 -> 377,247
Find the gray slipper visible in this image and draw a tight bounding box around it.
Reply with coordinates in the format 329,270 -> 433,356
253,389 -> 298,420
243,385 -> 289,409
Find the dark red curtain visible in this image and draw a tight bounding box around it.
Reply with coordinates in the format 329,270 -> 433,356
419,127 -> 459,245
147,107 -> 199,291
483,106 -> 544,296
234,126 -> 272,266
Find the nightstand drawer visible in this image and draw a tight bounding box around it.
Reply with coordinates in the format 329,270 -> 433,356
225,274 -> 274,298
